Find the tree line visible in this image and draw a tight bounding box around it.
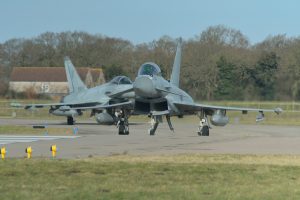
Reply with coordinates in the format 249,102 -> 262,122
0,25 -> 300,101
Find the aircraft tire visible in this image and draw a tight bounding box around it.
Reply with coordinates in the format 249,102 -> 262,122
198,125 -> 209,136
118,127 -> 124,135
118,124 -> 129,135
202,125 -> 209,136
67,117 -> 74,125
124,125 -> 129,135
149,129 -> 155,136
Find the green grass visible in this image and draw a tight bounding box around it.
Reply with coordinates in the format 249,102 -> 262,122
1,154 -> 300,199
0,125 -> 72,135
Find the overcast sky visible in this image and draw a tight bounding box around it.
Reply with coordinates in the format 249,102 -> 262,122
1,0 -> 300,44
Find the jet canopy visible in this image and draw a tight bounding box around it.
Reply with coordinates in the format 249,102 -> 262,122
109,76 -> 132,85
138,62 -> 161,77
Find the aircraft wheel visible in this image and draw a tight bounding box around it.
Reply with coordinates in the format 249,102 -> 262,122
149,129 -> 155,136
118,123 -> 129,135
67,117 -> 74,125
124,126 -> 129,135
149,122 -> 158,136
118,125 -> 125,135
198,125 -> 209,136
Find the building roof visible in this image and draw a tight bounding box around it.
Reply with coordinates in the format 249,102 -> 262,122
10,67 -> 103,82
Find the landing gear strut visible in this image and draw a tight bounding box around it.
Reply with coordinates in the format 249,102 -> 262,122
197,111 -> 209,136
148,115 -> 162,136
166,115 -> 174,132
116,110 -> 129,135
67,116 -> 75,125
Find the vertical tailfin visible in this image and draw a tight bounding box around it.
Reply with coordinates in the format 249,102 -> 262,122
170,38 -> 182,87
64,57 -> 87,93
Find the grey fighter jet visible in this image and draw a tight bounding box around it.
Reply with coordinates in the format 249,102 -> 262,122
25,57 -> 134,125
117,38 -> 282,136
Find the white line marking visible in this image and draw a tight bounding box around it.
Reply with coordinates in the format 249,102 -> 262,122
0,135 -> 80,145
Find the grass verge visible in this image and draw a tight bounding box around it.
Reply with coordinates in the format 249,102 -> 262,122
1,154 -> 300,199
0,125 -> 72,135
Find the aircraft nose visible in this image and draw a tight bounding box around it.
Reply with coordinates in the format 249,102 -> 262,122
133,76 -> 159,98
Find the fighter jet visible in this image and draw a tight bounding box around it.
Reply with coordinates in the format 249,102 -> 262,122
25,57 -> 134,125
117,38 -> 282,136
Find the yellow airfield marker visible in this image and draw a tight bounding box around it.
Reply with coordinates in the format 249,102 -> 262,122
50,145 -> 57,158
0,147 -> 6,160
25,146 -> 32,159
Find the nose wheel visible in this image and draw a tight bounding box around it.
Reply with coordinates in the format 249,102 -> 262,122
148,121 -> 159,135
148,115 -> 162,136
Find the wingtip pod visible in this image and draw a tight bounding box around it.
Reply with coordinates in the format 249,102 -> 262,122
274,107 -> 283,114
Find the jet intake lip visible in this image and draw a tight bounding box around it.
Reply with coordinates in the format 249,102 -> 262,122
133,76 -> 160,98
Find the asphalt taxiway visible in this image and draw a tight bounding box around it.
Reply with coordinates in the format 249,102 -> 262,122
0,118 -> 300,158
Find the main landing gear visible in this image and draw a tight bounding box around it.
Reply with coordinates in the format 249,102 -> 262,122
116,110 -> 129,135
67,116 -> 75,125
197,112 -> 210,136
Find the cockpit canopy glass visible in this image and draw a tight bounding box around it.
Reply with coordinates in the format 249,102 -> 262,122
109,76 -> 132,85
138,63 -> 161,76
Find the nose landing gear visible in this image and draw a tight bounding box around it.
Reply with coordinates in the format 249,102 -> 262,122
148,115 -> 162,136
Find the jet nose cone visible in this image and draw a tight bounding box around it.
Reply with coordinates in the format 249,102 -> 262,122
133,76 -> 159,98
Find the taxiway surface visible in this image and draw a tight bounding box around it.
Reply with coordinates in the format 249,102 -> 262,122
0,118 -> 299,158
